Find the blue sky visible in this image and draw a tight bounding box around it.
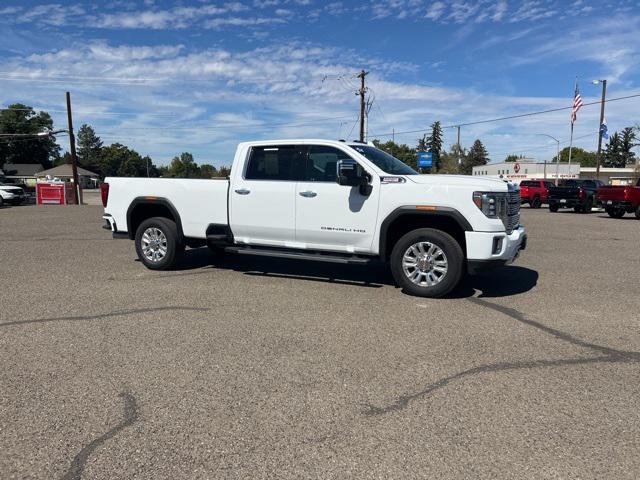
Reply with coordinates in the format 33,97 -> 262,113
1,0 -> 639,166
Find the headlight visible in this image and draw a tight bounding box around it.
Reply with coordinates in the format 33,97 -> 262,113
473,191 -> 507,218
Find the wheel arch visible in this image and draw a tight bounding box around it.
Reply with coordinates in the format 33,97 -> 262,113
379,206 -> 472,261
126,197 -> 184,241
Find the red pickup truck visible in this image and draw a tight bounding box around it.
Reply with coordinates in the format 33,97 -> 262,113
519,179 -> 554,208
598,179 -> 640,218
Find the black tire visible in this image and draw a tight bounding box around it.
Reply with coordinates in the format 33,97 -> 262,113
549,204 -> 559,212
0,196 -> 4,208
583,197 -> 593,213
530,196 -> 542,209
135,217 -> 184,270
635,205 -> 640,220
390,228 -> 464,298
573,206 -> 583,213
606,207 -> 625,218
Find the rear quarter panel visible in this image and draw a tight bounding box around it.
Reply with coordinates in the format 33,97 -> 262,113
104,178 -> 229,238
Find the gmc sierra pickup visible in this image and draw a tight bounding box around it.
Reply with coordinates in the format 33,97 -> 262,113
101,140 -> 527,297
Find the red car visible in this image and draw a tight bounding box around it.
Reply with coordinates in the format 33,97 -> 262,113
597,179 -> 640,218
519,179 -> 554,208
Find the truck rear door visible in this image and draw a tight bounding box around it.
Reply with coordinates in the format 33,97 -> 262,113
229,145 -> 305,246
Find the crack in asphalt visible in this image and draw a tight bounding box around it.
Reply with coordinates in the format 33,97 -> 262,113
61,391 -> 139,480
363,296 -> 640,416
0,306 -> 210,328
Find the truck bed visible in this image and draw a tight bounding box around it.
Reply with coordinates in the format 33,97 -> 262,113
103,177 -> 229,238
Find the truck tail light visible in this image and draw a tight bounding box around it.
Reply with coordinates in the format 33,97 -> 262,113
100,182 -> 109,207
578,189 -> 584,199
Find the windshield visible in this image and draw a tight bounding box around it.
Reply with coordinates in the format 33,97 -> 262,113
348,145 -> 419,175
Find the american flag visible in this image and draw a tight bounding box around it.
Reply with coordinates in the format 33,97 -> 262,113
570,83 -> 583,124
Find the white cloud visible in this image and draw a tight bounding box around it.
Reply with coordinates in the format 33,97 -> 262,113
425,1 -> 446,20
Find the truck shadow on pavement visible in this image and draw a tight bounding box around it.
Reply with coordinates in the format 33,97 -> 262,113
363,296 -> 640,416
178,248 -> 538,298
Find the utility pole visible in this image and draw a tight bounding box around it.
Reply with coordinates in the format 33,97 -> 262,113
357,69 -> 368,142
456,125 -> 461,165
65,91 -> 81,205
594,79 -> 607,179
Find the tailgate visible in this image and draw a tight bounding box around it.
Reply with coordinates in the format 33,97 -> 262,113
597,186 -> 627,201
548,187 -> 580,199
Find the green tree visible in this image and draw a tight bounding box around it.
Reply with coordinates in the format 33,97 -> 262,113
0,104 -> 60,169
604,133 -> 624,168
421,121 -> 443,171
438,145 -> 465,174
620,127 -> 637,166
460,139 -> 488,175
199,164 -> 218,178
77,124 -> 103,170
553,147 -> 597,167
167,152 -> 201,178
505,154 -> 525,162
216,166 -> 231,178
97,143 -> 154,178
372,139 -> 417,170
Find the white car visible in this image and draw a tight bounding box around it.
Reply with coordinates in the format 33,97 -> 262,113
0,183 -> 26,207
101,140 -> 527,297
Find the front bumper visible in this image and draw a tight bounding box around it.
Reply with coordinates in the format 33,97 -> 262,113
466,226 -> 527,274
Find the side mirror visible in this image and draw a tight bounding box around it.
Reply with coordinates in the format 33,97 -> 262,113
336,159 -> 372,196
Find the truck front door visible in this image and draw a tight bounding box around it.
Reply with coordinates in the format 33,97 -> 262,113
294,144 -> 380,253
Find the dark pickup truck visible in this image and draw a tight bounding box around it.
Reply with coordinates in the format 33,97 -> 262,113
548,179 -> 604,213
597,178 -> 640,218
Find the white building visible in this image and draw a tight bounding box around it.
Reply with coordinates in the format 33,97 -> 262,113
472,160 -> 639,185
472,161 -> 580,183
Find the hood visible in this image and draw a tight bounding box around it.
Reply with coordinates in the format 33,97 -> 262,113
0,185 -> 23,192
406,174 -> 509,192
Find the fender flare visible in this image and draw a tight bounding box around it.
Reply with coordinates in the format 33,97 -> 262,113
126,197 -> 184,241
378,206 -> 473,258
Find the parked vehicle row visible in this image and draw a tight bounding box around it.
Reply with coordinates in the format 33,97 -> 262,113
515,177 -> 639,219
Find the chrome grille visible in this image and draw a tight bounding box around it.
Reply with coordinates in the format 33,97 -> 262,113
504,187 -> 521,234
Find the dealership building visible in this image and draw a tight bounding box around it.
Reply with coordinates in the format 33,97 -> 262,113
472,160 -> 638,185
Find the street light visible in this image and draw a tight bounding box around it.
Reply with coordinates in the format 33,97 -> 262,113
536,133 -> 561,185
592,79 -> 607,179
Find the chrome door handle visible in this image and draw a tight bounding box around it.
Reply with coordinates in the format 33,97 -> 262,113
235,188 -> 251,195
299,191 -> 317,198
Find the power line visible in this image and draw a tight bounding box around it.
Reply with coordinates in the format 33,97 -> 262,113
369,93 -> 640,138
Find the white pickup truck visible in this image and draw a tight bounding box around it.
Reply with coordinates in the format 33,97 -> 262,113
102,139 -> 527,297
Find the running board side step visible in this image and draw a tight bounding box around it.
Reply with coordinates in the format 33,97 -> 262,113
223,246 -> 377,265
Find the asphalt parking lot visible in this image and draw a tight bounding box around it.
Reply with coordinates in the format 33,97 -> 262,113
1,205 -> 639,479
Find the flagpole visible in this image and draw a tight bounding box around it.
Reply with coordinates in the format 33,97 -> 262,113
567,121 -> 574,177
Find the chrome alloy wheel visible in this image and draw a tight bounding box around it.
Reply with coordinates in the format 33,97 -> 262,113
141,227 -> 168,262
401,241 -> 448,286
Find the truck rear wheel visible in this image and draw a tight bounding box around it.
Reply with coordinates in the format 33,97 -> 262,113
530,196 -> 541,209
606,207 -> 625,218
390,228 -> 463,298
635,206 -> 640,219
135,217 -> 184,270
549,204 -> 559,212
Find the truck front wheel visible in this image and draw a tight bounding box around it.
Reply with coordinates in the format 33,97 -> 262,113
390,228 -> 464,298
606,207 -> 625,218
135,217 -> 184,270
